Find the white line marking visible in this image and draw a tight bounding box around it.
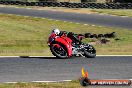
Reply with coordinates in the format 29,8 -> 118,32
29,56 -> 55,57
121,16 -> 128,18
99,13 -> 130,18
98,79 -> 132,80
97,55 -> 132,56
23,16 -> 30,18
110,14 -> 118,17
84,24 -> 88,25
92,25 -> 95,26
2,79 -> 132,83
4,82 -> 18,84
99,14 -> 103,15
26,8 -> 32,10
38,9 -> 44,11
29,55 -> 132,57
49,19 -> 53,20
42,18 -> 45,19
32,81 -> 57,83
32,80 -> 72,83
0,56 -> 20,58
99,13 -> 108,15
0,55 -> 132,58
3,80 -> 72,83
34,17 -> 40,19
76,23 -> 80,24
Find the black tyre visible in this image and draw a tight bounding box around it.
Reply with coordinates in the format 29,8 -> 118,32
50,44 -> 68,59
80,77 -> 91,86
84,45 -> 96,58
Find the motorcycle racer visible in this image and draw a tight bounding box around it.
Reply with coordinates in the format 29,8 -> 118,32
48,29 -> 96,58
51,28 -> 60,35
51,29 -> 84,45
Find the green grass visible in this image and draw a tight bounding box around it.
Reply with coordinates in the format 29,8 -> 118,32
0,81 -> 79,88
91,9 -> 132,17
0,81 -> 131,88
0,14 -> 132,55
0,81 -> 82,88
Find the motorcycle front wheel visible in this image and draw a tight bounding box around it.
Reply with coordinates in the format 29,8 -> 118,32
50,44 -> 68,59
84,45 -> 96,58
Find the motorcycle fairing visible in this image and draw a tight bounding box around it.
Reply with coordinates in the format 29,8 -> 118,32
55,37 -> 72,57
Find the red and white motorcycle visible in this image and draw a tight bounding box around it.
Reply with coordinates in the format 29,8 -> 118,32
48,31 -> 96,59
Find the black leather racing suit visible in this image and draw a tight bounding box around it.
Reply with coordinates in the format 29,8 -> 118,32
59,31 -> 82,45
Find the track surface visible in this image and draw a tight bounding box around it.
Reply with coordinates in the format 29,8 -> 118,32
0,56 -> 131,82
0,7 -> 132,29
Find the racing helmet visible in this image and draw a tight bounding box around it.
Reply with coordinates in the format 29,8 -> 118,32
52,28 -> 60,35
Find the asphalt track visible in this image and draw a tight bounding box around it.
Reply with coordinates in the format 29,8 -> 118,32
0,7 -> 132,29
0,56 -> 132,83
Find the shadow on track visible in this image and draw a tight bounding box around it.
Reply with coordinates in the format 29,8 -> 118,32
19,56 -> 78,59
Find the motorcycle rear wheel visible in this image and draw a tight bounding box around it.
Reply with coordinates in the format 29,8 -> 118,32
84,45 -> 96,58
50,44 -> 68,59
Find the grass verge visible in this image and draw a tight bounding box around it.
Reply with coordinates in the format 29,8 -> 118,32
0,14 -> 132,55
0,81 -> 83,88
0,81 -> 131,88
